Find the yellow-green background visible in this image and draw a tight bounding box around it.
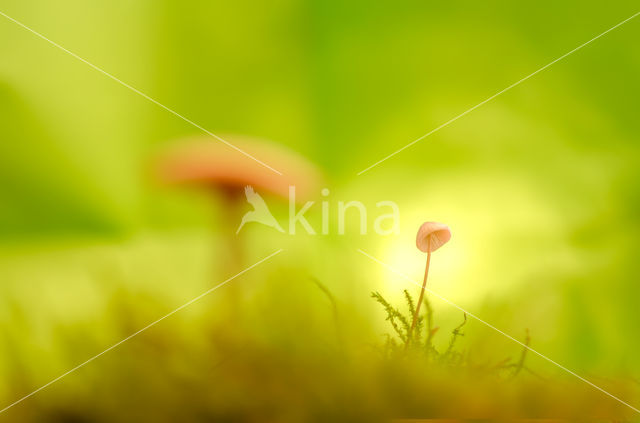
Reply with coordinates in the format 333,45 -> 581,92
1,0 -> 639,416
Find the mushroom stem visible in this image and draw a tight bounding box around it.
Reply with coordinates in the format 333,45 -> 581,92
407,237 -> 431,349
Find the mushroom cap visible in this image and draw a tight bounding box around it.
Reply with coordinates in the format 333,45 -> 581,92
155,135 -> 323,200
416,222 -> 451,253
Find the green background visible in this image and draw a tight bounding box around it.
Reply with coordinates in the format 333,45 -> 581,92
1,0 -> 639,412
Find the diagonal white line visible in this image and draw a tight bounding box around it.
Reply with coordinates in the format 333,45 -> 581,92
0,249 -> 283,415
357,248 -> 640,414
0,10 -> 283,176
357,10 -> 640,175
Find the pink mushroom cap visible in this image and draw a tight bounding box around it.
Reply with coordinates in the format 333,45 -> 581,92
155,135 -> 323,201
416,222 -> 451,253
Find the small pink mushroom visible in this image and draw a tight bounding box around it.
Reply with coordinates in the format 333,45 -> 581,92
408,222 -> 452,347
416,222 -> 451,253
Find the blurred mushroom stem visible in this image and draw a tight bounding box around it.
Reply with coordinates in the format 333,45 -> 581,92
407,237 -> 431,348
217,187 -> 246,309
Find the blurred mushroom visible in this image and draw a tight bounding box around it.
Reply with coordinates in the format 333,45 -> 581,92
156,135 -> 321,200
154,134 -> 322,312
155,134 -> 322,265
408,222 -> 451,347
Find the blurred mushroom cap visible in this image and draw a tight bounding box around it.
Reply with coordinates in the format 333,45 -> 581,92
155,135 -> 323,200
416,222 -> 451,253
